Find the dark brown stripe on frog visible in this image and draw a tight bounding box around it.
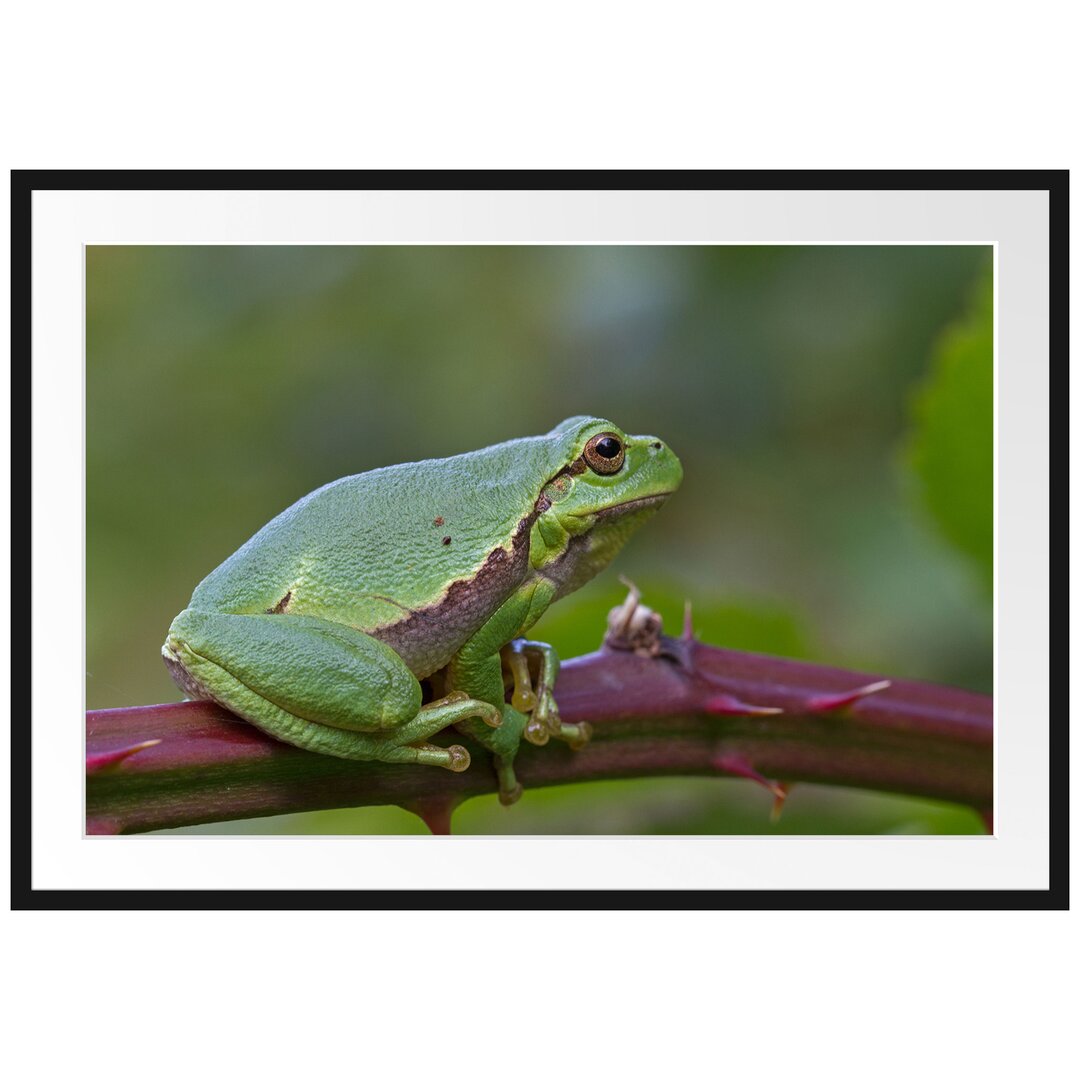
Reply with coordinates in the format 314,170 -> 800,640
371,509 -> 538,677
367,451 -> 591,674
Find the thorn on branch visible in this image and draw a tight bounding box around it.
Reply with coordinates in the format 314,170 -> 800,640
85,739 -> 162,775
805,679 -> 892,713
703,693 -> 783,717
714,752 -> 788,803
769,782 -> 792,824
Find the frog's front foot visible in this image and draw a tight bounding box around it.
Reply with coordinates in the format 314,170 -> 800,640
531,687 -> 560,736
512,684 -> 591,750
558,721 -> 593,750
526,706 -> 592,750
505,639 -> 569,740
499,783 -> 524,806
495,755 -> 524,805
523,715 -> 550,746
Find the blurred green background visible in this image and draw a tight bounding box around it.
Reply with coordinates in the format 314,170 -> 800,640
86,244 -> 992,835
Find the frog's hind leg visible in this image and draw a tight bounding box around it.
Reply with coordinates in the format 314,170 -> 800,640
379,691 -> 504,772
163,609 -> 496,771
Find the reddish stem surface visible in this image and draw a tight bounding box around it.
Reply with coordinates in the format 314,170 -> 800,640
85,637 -> 992,834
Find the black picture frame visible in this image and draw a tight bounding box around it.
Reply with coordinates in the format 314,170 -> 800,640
10,169 -> 1068,911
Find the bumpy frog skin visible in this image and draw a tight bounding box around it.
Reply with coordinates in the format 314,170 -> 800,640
163,416 -> 683,803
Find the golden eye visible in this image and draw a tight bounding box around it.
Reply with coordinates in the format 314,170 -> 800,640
583,433 -> 625,475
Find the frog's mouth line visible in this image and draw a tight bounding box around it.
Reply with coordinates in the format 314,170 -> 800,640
591,492 -> 674,519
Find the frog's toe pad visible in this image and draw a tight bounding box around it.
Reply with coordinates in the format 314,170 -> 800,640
498,782 -> 524,807
443,745 -> 471,772
562,721 -> 593,750
511,686 -> 537,713
524,718 -> 550,746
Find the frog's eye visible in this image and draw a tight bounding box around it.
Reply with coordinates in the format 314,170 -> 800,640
583,433 -> 625,475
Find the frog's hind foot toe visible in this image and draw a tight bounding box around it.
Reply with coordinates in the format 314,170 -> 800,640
409,742 -> 471,772
443,744 -> 471,772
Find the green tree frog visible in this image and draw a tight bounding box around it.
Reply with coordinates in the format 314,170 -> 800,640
163,416 -> 682,804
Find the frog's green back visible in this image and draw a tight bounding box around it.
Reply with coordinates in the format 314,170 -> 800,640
190,426 -> 582,627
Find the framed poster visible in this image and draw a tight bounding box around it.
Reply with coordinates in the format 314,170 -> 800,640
10,170 -> 1066,908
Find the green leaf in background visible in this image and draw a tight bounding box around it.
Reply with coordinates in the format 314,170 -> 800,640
903,260 -> 993,593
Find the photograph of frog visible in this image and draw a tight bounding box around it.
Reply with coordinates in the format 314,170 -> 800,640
86,244 -> 992,836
